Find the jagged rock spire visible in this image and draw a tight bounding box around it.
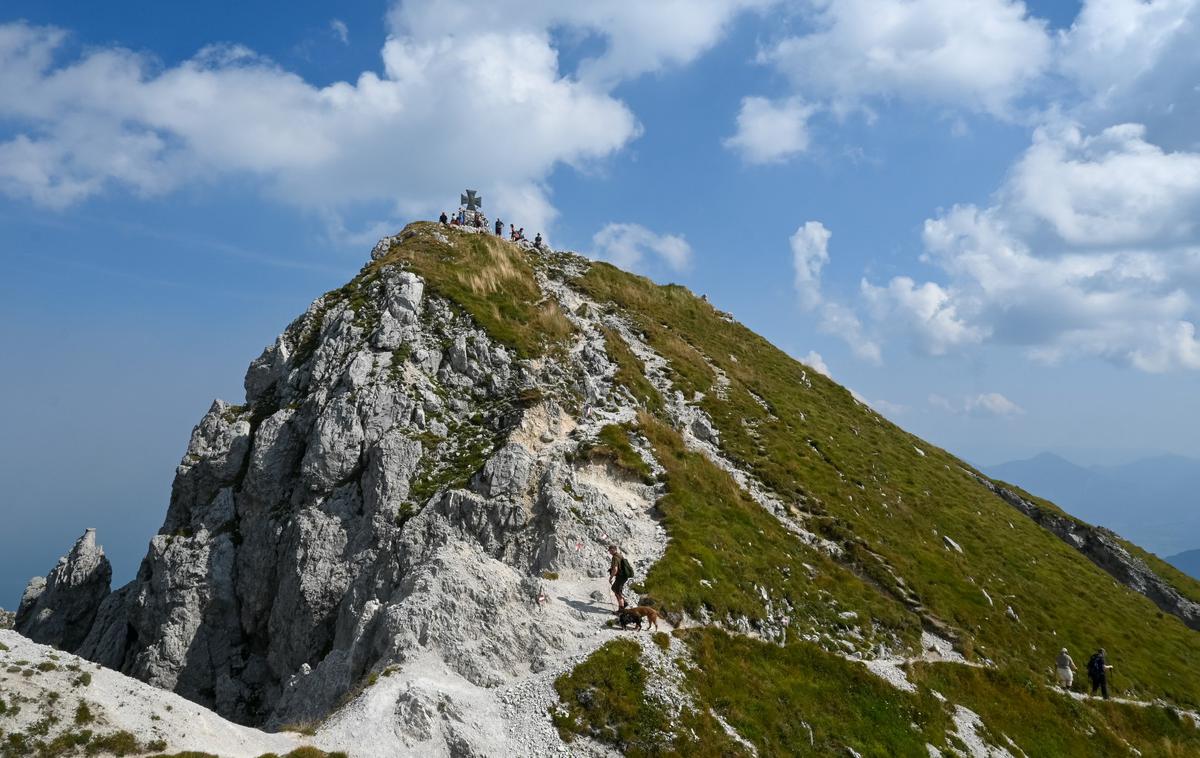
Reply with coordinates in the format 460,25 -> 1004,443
16,528 -> 112,651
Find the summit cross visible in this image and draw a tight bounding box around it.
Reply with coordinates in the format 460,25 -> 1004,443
460,189 -> 482,211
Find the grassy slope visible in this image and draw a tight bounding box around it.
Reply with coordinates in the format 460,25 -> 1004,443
366,228 -> 1199,753
576,261 -> 1200,709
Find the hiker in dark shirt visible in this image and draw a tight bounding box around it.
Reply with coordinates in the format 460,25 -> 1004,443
534,232 -> 543,248
439,211 -> 448,225
608,545 -> 633,611
1087,648 -> 1113,699
495,218 -> 503,236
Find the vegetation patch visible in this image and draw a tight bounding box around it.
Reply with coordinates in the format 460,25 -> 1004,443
74,702 -> 93,725
638,413 -> 915,645
912,662 -> 1200,756
580,424 -> 654,483
684,628 -> 950,755
375,224 -> 574,359
599,327 -> 662,412
551,638 -> 740,756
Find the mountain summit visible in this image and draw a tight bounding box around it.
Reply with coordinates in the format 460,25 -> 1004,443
8,222 -> 1200,755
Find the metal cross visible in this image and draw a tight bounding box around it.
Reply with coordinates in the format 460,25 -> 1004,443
460,189 -> 482,211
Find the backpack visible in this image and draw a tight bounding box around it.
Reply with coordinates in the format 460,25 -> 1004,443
1087,653 -> 1104,679
619,556 -> 634,579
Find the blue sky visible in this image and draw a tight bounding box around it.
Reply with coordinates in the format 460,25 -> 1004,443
3,0 -> 1200,605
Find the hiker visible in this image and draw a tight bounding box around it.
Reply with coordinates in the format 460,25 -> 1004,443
495,218 -> 503,236
517,227 -> 525,241
1087,648 -> 1113,699
534,232 -> 543,248
608,545 -> 633,611
509,223 -> 516,241
1056,648 -> 1076,691
439,211 -> 448,225
457,209 -> 466,225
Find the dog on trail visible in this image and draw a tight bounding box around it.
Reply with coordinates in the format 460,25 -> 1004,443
615,605 -> 660,631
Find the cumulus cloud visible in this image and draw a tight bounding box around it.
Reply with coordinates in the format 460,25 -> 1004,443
819,302 -> 883,364
801,350 -> 831,378
786,220 -> 883,362
790,220 -> 831,309
1003,122 -> 1200,246
724,96 -> 814,164
0,3 -> 766,227
860,276 -> 986,356
1057,0 -> 1200,140
930,392 -> 1025,416
591,223 -> 692,272
387,0 -> 772,87
758,0 -> 1052,117
856,120 -> 1200,371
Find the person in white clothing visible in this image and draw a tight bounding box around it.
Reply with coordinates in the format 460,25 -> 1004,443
1056,647 -> 1076,690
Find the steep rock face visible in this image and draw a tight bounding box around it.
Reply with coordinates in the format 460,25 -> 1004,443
15,528 -> 111,651
20,226 -> 657,736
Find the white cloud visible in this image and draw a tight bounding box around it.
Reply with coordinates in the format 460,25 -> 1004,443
850,388 -> 907,416
790,220 -> 831,309
386,0 -> 771,87
591,223 -> 692,272
724,96 -> 814,164
330,19 -> 349,45
1058,0 -> 1199,108
860,276 -> 986,356
841,117 -> 1200,372
0,4 -> 766,226
930,392 -> 1025,416
801,350 -> 831,378
759,0 -> 1052,117
819,301 -> 883,364
1004,122 -> 1200,246
0,21 -> 642,229
785,220 -> 883,363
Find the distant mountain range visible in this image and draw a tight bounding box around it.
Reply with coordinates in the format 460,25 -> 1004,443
985,452 -> 1200,562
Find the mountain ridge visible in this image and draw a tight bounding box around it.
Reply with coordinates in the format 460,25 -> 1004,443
7,222 -> 1200,756
985,451 -> 1200,556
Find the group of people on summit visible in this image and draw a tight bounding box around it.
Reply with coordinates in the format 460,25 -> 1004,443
1056,647 -> 1116,698
438,209 -> 543,248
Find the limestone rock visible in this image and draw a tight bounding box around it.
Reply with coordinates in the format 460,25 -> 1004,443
15,529 -> 112,651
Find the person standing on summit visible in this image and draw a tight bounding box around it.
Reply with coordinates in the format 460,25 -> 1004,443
608,545 -> 633,611
495,217 -> 503,236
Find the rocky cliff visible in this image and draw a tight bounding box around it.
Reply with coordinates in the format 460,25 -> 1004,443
12,222 -> 1200,756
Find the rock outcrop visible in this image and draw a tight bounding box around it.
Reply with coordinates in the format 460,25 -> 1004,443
973,473 -> 1200,631
15,528 -> 112,651
15,224 -> 664,745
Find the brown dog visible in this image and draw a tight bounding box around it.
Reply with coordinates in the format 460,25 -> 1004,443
615,606 -> 659,631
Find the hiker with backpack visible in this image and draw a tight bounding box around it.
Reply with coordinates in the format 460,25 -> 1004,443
1056,648 -> 1077,691
1087,648 -> 1113,699
608,545 -> 633,611
495,218 -> 503,236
